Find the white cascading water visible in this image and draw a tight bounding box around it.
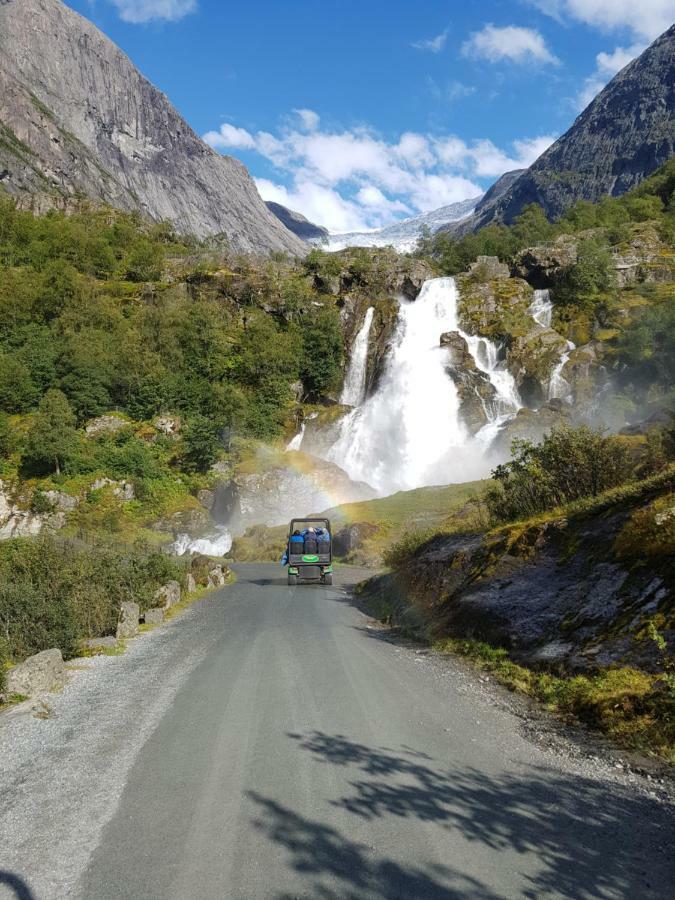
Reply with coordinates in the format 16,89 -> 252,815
172,525 -> 232,557
341,307 -> 375,406
548,340 -> 576,400
529,288 -> 553,328
526,288 -> 576,401
326,277 -> 520,494
286,422 -> 306,451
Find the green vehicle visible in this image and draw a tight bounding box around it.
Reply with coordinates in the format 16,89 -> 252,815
286,517 -> 333,586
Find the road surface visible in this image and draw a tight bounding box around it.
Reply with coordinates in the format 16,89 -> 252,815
1,564 -> 673,899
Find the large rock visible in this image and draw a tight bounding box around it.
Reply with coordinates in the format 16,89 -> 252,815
116,602 -> 140,640
5,649 -> 65,696
144,608 -> 165,626
43,490 -> 79,512
332,523 -> 381,557
441,331 -> 497,433
0,479 -> 63,540
512,237 -> 579,286
0,0 -> 306,255
208,566 -> 226,588
154,581 -> 181,610
186,574 -> 197,594
84,414 -> 127,437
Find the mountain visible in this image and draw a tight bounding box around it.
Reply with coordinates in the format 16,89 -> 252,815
446,25 -> 675,235
326,197 -> 481,252
0,0 -> 305,255
265,202 -> 329,242
473,169 -> 526,214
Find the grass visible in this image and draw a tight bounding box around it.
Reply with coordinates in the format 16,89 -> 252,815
435,638 -> 675,763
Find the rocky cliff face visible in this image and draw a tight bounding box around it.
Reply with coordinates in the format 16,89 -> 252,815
0,0 -> 305,254
449,26 -> 674,233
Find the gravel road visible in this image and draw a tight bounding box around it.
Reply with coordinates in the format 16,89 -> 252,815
1,563 -> 673,899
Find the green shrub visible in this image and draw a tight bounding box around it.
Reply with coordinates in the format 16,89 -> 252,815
487,425 -> 633,523
0,536 -> 187,663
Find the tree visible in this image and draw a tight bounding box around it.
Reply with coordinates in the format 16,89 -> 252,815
0,355 -> 38,413
181,416 -> 222,473
0,412 -> 14,459
22,389 -> 79,476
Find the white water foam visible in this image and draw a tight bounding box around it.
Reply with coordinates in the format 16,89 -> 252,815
172,525 -> 232,557
548,340 -> 576,401
529,288 -> 553,328
341,307 -> 375,406
325,277 -> 520,494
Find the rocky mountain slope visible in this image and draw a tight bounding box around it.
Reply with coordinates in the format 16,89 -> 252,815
0,0 -> 305,254
447,26 -> 674,235
328,196 -> 480,251
265,201 -> 329,242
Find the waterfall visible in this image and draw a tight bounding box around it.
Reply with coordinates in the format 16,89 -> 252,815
325,277 -> 520,495
341,307 -> 375,406
529,288 -> 553,328
172,525 -> 232,557
286,422 -> 306,451
548,340 -> 576,401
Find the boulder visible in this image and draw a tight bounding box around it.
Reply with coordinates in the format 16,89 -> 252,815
208,566 -> 226,588
43,490 -> 79,512
333,523 -> 381,557
512,237 -> 578,285
468,255 -> 510,280
186,573 -> 197,593
154,580 -> 181,610
154,415 -> 181,436
85,636 -> 118,652
5,649 -> 66,696
144,608 -> 165,626
85,414 -> 127,437
197,489 -> 215,511
441,331 -> 497,433
116,601 -> 140,639
90,478 -> 135,501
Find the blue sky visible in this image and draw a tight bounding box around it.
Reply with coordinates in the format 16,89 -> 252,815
69,1 -> 672,231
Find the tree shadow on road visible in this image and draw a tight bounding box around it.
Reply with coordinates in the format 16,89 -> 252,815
0,872 -> 35,900
247,731 -> 673,899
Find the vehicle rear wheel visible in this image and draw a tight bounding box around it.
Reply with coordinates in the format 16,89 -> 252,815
288,574 -> 297,586
323,573 -> 333,585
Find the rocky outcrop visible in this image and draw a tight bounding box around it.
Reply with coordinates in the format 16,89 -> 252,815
265,202 -> 329,242
512,237 -> 579,286
365,473 -> 674,672
116,602 -> 140,640
0,479 -> 65,539
84,415 -> 128,437
5,649 -> 66,696
332,522 -> 381,559
0,0 -> 305,255
154,581 -> 181,611
143,608 -> 165,626
441,331 -> 496,433
447,26 -> 675,233
455,269 -> 533,342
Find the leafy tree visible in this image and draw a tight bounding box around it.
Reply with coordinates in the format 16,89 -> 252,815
22,389 -> 79,476
181,415 -> 223,473
124,239 -> 165,282
0,355 -> 38,412
297,307 -> 343,398
0,412 -> 14,458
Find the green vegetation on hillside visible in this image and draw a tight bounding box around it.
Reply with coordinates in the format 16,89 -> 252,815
0,535 -> 186,686
416,159 -> 675,273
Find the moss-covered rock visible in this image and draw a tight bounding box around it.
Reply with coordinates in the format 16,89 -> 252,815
456,271 -> 533,343
441,331 -> 496,433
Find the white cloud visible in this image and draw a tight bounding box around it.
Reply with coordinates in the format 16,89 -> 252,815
462,24 -> 560,65
525,0 -> 672,40
206,116 -> 555,232
202,123 -> 256,150
412,28 -> 449,52
107,0 -> 197,23
576,42 -> 644,109
294,109 -> 320,132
